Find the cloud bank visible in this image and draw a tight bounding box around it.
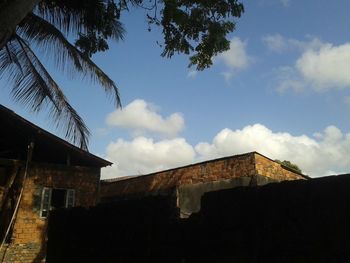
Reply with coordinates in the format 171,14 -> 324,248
102,106 -> 350,178
195,124 -> 350,176
102,137 -> 196,178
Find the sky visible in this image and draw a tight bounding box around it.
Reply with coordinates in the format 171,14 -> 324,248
1,0 -> 350,178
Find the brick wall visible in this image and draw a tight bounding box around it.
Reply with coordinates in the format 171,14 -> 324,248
100,152 -> 256,200
100,152 -> 305,201
254,153 -> 304,181
1,162 -> 100,263
0,243 -> 44,263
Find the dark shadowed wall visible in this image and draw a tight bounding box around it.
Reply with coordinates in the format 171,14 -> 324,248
47,174 -> 350,263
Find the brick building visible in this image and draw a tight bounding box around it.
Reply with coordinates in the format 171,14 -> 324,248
100,152 -> 307,217
0,105 -> 308,262
0,105 -> 111,262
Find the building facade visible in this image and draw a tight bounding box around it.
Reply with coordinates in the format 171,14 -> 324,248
100,152 -> 307,217
0,105 -> 111,262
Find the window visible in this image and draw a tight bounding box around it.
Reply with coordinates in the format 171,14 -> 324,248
40,188 -> 75,218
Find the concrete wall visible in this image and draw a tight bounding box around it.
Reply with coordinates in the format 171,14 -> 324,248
0,162 -> 100,263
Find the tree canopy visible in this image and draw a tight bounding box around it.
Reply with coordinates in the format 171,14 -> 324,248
275,160 -> 303,174
0,0 -> 244,149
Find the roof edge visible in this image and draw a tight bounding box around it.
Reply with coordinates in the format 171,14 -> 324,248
0,105 -> 112,167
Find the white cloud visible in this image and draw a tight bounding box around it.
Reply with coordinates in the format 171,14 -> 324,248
102,137 -> 196,178
195,124 -> 318,162
195,124 -> 350,177
262,34 -> 322,53
262,34 -> 289,52
106,99 -> 184,137
102,122 -> 350,179
267,36 -> 350,92
220,72 -> 234,82
215,37 -> 251,81
296,42 -> 350,90
262,34 -> 324,53
187,70 -> 198,78
277,79 -> 305,93
217,37 -> 251,70
274,66 -> 305,93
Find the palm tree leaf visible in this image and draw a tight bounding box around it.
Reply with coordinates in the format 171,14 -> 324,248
0,35 -> 90,150
35,0 -> 96,35
35,0 -> 124,41
18,13 -> 121,108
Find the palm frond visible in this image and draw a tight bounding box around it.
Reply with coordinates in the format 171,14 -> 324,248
1,40 -> 23,75
18,13 -> 121,108
109,20 -> 125,41
35,0 -> 124,41
35,0 -> 99,35
0,35 -> 90,150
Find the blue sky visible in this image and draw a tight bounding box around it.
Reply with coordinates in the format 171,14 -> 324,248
1,0 -> 350,177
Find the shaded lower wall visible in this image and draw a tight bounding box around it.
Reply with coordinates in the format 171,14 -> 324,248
0,244 -> 44,263
47,196 -> 179,263
47,174 -> 350,263
177,175 -> 277,217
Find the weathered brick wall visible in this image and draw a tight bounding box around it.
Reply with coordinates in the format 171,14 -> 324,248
0,243 -> 44,263
100,152 -> 305,201
1,162 -> 100,263
100,152 -> 257,200
254,153 -> 305,181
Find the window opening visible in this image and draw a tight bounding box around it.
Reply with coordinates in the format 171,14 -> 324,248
51,189 -> 66,209
40,188 -> 75,218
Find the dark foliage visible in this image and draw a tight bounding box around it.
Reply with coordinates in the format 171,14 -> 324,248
1,0 -> 244,149
275,159 -> 303,174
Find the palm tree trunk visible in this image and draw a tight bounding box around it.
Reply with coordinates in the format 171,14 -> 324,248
0,0 -> 41,49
